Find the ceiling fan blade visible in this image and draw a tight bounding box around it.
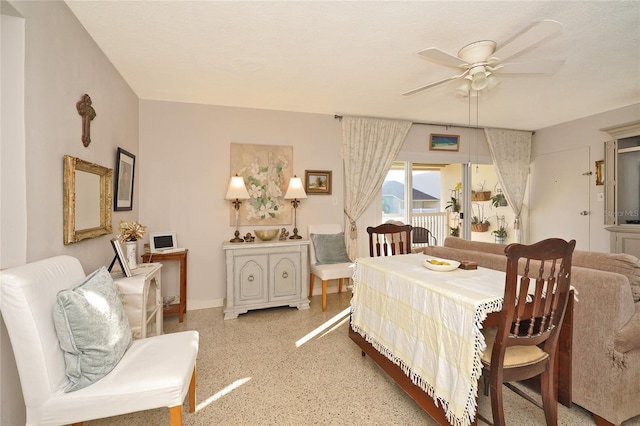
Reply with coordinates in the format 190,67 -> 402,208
403,72 -> 468,96
418,48 -> 468,68
498,59 -> 565,74
491,20 -> 563,63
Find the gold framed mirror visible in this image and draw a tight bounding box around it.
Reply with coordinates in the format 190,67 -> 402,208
63,155 -> 113,244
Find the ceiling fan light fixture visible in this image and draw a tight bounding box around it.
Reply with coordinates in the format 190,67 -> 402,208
485,73 -> 500,91
468,65 -> 489,90
471,72 -> 488,91
455,78 -> 471,97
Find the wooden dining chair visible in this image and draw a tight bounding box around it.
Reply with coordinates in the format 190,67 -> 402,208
480,238 -> 576,426
366,223 -> 413,257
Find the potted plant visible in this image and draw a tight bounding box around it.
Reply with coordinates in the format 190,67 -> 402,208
445,182 -> 462,213
490,186 -> 508,208
492,226 -> 508,243
471,181 -> 491,201
471,203 -> 490,232
450,226 -> 460,237
490,192 -> 508,208
118,220 -> 146,269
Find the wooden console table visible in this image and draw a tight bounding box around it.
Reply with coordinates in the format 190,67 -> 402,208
142,250 -> 188,322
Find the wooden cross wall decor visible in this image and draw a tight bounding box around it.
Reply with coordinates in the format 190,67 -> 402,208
76,93 -> 96,147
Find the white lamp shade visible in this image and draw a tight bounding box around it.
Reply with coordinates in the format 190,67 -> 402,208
284,176 -> 307,200
225,175 -> 250,200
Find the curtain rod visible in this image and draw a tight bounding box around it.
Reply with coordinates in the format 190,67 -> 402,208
333,114 -> 535,134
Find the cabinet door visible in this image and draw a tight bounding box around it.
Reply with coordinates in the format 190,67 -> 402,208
270,253 -> 300,300
235,255 -> 268,305
616,233 -> 640,258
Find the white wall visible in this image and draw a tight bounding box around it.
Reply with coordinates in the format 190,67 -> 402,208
139,101 -> 345,306
532,103 -> 640,252
1,1 -> 139,423
1,10 -> 26,270
1,5 -> 26,424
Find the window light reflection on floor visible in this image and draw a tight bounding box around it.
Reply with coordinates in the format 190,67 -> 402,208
295,306 -> 351,348
196,377 -> 251,411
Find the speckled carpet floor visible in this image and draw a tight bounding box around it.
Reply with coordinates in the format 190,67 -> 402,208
86,291 -> 639,425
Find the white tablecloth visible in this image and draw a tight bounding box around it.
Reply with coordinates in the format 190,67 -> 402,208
350,254 -> 507,426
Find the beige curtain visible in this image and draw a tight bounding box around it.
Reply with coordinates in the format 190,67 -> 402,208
341,116 -> 411,259
484,128 -> 532,243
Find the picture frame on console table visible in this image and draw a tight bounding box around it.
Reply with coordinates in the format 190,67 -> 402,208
304,170 -> 332,195
109,238 -> 132,277
114,147 -> 136,211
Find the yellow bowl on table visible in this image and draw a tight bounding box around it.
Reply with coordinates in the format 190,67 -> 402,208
254,229 -> 279,241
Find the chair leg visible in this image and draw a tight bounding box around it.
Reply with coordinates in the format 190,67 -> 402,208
338,278 -> 344,293
322,280 -> 328,311
541,368 -> 558,426
309,273 -> 315,299
490,381 -> 506,426
189,365 -> 197,413
169,405 -> 182,426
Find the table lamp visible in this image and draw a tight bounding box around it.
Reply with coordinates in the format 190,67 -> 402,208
284,175 -> 307,239
225,174 -> 250,242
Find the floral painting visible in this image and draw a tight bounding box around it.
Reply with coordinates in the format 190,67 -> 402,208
230,143 -> 293,225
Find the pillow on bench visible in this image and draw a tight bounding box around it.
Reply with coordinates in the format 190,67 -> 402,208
53,266 -> 132,392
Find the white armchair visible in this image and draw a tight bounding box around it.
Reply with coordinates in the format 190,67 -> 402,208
0,255 -> 198,425
308,224 -> 355,311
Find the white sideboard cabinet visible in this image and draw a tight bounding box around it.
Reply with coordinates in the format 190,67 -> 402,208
223,239 -> 310,319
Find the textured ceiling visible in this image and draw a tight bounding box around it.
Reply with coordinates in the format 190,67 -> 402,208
64,1 -> 640,131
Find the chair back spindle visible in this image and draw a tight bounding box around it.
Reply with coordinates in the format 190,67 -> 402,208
366,223 -> 413,257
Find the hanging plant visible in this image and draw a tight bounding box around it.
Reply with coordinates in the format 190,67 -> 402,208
490,192 -> 508,208
471,181 -> 491,201
471,203 -> 490,232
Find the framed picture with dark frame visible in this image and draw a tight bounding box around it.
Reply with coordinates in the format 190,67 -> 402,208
429,134 -> 460,152
114,147 -> 135,211
304,170 -> 332,195
108,238 -> 132,277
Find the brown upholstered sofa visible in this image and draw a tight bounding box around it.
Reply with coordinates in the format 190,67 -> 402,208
419,237 -> 640,426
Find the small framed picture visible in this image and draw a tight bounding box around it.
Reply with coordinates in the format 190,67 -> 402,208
429,134 -> 460,151
304,170 -> 332,195
114,147 -> 135,211
109,238 -> 132,277
595,160 -> 604,185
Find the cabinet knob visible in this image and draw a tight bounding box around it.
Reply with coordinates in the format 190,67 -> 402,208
282,271 -> 289,279
248,274 -> 254,282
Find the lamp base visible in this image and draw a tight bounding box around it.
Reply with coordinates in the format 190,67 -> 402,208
230,229 -> 244,243
289,228 -> 302,239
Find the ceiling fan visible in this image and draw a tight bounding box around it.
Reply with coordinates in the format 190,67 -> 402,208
403,20 -> 565,97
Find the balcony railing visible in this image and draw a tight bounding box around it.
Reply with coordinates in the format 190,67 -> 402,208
381,212 -> 450,248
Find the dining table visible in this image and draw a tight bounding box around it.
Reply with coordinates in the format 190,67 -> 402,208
349,253 -> 573,426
